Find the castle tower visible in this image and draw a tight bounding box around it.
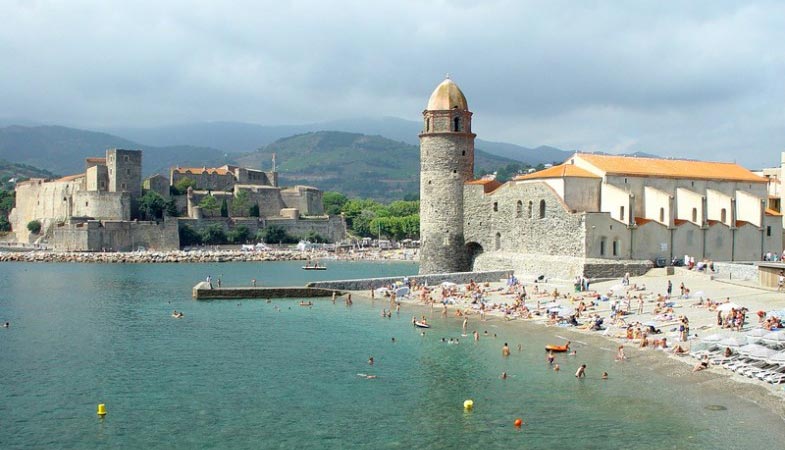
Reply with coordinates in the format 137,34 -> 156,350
419,77 -> 475,274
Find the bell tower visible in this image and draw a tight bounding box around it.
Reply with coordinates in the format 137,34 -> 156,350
419,77 -> 475,274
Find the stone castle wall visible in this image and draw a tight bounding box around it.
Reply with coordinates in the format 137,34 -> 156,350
178,215 -> 346,244
53,218 -> 179,251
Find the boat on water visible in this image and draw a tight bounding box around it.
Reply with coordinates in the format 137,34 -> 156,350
302,265 -> 327,271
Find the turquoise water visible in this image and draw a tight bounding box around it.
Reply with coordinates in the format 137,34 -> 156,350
1,261 -> 784,449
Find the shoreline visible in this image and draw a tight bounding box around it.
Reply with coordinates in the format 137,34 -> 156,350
0,248 -> 418,264
351,271 -> 785,421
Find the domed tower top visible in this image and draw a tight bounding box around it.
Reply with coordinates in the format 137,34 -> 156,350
426,78 -> 469,111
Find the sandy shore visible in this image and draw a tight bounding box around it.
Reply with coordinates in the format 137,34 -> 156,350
353,267 -> 785,419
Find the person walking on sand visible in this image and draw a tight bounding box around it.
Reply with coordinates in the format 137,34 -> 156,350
637,296 -> 644,314
667,280 -> 672,298
778,271 -> 785,292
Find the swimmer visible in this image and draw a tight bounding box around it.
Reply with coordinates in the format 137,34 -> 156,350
462,317 -> 468,333
575,364 -> 587,378
569,350 -> 577,356
616,345 -> 626,361
502,342 -> 511,357
554,364 -> 560,372
3,322 -> 9,328
602,371 -> 608,380
421,331 -> 426,336
501,371 -> 508,380
368,356 -> 374,365
547,351 -> 555,365
391,337 -> 396,343
517,343 -> 522,352
473,330 -> 480,342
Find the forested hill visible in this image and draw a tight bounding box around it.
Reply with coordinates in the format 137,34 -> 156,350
233,131 -> 520,201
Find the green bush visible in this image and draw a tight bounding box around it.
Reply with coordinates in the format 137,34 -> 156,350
201,224 -> 227,245
172,177 -> 197,195
27,220 -> 42,234
257,225 -> 298,244
179,224 -> 202,246
228,225 -> 251,244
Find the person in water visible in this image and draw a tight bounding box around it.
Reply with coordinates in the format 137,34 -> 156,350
601,371 -> 609,380
547,351 -> 555,365
502,343 -> 511,357
575,364 -> 587,378
368,356 -> 374,365
501,371 -> 508,379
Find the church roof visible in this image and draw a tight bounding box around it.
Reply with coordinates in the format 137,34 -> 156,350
426,78 -> 469,111
574,153 -> 766,183
514,164 -> 600,181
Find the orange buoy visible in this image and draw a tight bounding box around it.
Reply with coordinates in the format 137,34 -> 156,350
514,418 -> 523,427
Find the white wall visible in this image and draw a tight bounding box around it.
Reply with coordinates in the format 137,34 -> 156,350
644,186 -> 671,225
676,188 -> 702,225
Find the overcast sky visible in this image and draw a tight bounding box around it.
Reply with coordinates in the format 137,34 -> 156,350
1,0 -> 784,167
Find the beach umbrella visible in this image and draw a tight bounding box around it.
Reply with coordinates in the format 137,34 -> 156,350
717,302 -> 741,312
739,344 -> 778,359
700,334 -> 725,343
717,336 -> 748,347
766,351 -> 785,363
762,331 -> 785,346
395,286 -> 410,297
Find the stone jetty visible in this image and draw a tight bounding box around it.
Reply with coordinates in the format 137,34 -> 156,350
0,250 -> 318,264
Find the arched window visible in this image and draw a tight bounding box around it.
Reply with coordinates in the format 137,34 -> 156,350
516,200 -> 523,218
612,240 -> 620,256
494,232 -> 501,250
619,206 -> 625,222
425,118 -> 430,132
539,200 -> 546,219
692,208 -> 698,223
721,208 -> 727,223
528,201 -> 533,219
659,207 -> 665,223
453,117 -> 460,132
600,237 -> 606,256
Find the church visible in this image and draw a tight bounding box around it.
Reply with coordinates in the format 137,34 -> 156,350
418,78 -> 782,278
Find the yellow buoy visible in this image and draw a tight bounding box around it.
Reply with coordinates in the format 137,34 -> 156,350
97,404 -> 107,417
463,399 -> 474,410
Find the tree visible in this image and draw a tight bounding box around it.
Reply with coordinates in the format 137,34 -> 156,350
138,191 -> 167,220
164,198 -> 178,217
323,191 -> 348,215
0,215 -> 10,232
304,230 -> 326,243
227,225 -> 251,244
220,198 -> 229,217
258,225 -> 296,244
27,220 -> 41,234
172,177 -> 196,195
201,224 -> 227,245
231,190 -> 251,217
199,195 -> 220,216
179,224 -> 202,246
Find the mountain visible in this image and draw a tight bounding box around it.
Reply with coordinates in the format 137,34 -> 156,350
0,159 -> 58,189
234,131 -> 519,201
0,125 -> 234,176
105,119 -> 575,165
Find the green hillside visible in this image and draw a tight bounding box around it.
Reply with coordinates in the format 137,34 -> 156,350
234,131 -> 521,201
0,159 -> 57,189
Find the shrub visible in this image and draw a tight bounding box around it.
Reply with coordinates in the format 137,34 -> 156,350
228,225 -> 251,244
201,224 -> 227,245
27,220 -> 41,234
179,224 -> 202,246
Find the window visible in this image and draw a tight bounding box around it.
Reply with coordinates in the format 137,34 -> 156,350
462,150 -> 466,156
619,206 -> 625,221
539,200 -> 546,219
767,226 -> 772,237
121,183 -> 127,190
124,155 -> 129,162
692,208 -> 698,223
493,202 -> 498,212
494,232 -> 501,250
425,118 -> 430,132
516,200 -> 523,218
126,168 -> 130,175
453,117 -> 460,132
721,208 -> 727,223
612,240 -> 620,256
659,207 -> 665,223
600,238 -> 606,256
528,201 -> 533,218
85,201 -> 89,207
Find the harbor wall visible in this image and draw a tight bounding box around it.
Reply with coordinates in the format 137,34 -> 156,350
306,269 -> 513,291
193,283 -> 341,299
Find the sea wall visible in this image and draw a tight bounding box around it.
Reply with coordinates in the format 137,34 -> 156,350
306,269 -> 513,291
193,283 -> 341,300
713,262 -> 759,281
473,251 -> 652,281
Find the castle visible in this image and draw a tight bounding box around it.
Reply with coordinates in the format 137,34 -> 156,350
9,149 -> 344,251
419,78 -> 783,278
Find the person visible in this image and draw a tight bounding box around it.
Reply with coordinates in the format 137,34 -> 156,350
547,351 -> 555,365
569,350 -> 577,356
3,322 -> 9,328
553,364 -> 560,372
637,296 -> 644,314
601,371 -> 608,380
368,356 -> 374,365
616,345 -> 626,361
501,371 -> 508,380
575,364 -> 587,378
462,317 -> 468,334
502,343 -> 511,357
517,343 -> 522,352
206,275 -> 212,289
391,337 -> 396,343
693,356 -> 709,372
724,346 -> 733,358
252,278 -> 257,287
332,292 -> 336,304
473,330 -> 479,342
779,271 -> 785,292
667,280 -> 672,297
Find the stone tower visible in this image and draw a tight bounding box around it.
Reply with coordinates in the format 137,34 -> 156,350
419,78 -> 475,274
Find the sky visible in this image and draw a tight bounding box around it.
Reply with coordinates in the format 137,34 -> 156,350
1,0 -> 784,167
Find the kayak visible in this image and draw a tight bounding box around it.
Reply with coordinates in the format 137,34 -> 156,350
545,344 -> 569,352
414,321 -> 431,329
302,266 -> 327,270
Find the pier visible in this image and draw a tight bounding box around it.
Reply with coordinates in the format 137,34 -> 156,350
192,282 -> 342,300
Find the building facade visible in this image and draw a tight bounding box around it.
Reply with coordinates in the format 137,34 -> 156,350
419,79 -> 783,278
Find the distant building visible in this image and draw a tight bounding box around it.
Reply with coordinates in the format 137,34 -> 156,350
418,78 -> 782,278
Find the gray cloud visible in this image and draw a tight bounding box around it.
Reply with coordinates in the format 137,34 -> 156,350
0,0 -> 783,167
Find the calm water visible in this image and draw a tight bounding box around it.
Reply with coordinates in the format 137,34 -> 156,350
1,261 -> 784,449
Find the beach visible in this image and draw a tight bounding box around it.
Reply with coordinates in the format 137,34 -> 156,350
360,267 -> 785,419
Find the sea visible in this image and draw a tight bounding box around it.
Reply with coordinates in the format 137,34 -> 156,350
1,260 -> 784,449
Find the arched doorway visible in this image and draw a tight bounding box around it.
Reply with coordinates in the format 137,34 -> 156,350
466,242 -> 484,270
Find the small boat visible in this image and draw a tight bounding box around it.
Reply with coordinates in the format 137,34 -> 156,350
414,321 -> 431,329
545,343 -> 570,352
302,265 -> 327,271
299,301 -> 313,307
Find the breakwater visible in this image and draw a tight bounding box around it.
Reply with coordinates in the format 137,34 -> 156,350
192,282 -> 342,300
306,269 -> 513,290
0,250 -> 316,264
